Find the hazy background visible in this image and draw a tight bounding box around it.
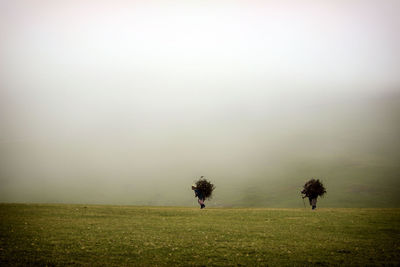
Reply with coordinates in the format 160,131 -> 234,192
1,0 -> 399,207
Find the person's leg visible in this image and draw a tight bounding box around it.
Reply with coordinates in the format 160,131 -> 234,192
198,198 -> 205,209
198,198 -> 205,208
311,198 -> 317,210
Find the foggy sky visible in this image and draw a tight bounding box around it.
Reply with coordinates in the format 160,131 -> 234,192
1,0 -> 399,206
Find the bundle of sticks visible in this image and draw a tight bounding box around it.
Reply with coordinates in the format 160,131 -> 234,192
195,177 -> 215,199
301,178 -> 326,199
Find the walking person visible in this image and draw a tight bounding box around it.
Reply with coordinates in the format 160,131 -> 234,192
191,177 -> 215,209
301,178 -> 326,210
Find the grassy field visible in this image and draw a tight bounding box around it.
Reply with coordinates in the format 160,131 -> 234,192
0,204 -> 399,266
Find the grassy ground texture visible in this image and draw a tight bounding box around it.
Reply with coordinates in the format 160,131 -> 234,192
0,204 -> 399,266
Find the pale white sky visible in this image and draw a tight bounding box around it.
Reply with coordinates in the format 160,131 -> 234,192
1,0 -> 399,140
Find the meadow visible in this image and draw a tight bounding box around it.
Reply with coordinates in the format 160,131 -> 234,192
0,204 -> 399,266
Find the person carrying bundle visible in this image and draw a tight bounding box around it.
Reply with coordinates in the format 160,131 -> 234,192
191,177 -> 215,209
301,178 -> 326,210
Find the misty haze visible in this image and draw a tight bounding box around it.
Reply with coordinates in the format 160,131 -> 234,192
1,0 -> 399,208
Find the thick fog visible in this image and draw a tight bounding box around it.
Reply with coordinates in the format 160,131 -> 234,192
1,1 -> 399,207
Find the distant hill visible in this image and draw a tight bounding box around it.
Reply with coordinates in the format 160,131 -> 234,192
0,91 -> 399,207
211,91 -> 400,208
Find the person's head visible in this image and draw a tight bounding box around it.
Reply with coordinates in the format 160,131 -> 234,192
191,184 -> 196,190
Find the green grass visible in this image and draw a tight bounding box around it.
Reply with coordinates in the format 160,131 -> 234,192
1,204 -> 399,266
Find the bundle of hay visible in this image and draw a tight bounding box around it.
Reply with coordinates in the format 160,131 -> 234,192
301,178 -> 326,199
195,177 -> 215,200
